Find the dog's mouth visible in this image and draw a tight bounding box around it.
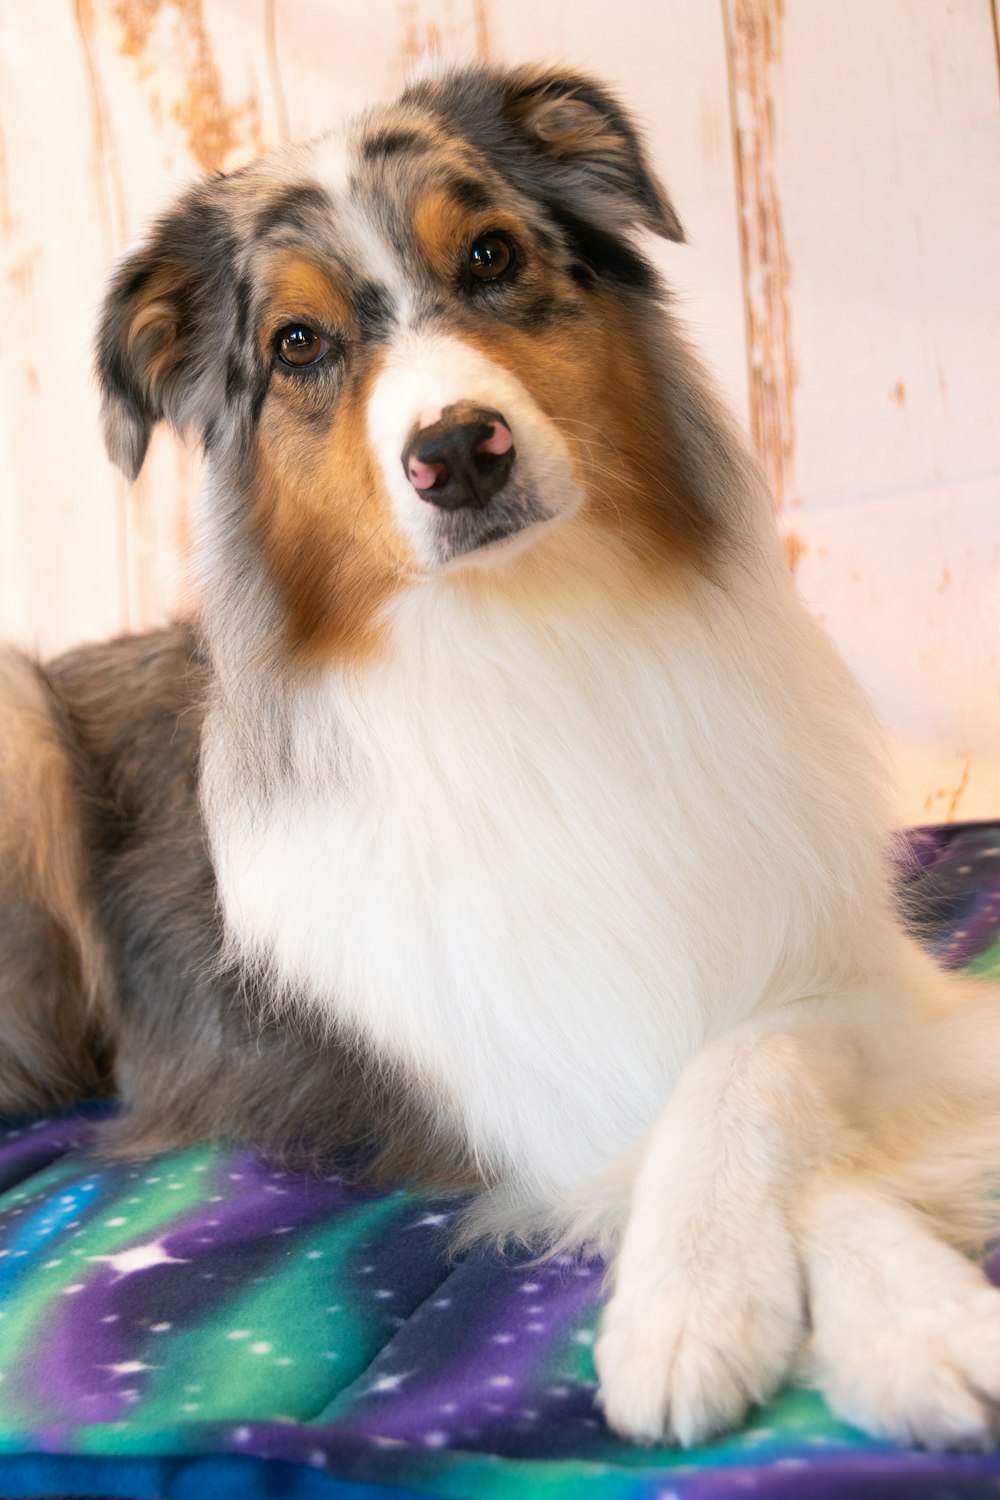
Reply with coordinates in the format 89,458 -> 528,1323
428,486 -> 555,566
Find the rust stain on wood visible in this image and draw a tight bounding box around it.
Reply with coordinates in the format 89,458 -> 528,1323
116,0 -> 263,171
7,253 -> 37,298
783,529 -> 807,574
392,0 -> 491,83
394,3 -> 441,79
890,380 -> 906,405
0,120 -> 16,237
264,0 -> 290,142
72,0 -> 129,257
72,0 -> 132,636
946,759 -> 972,822
472,0 -> 493,59
722,0 -> 796,509
700,97 -> 724,169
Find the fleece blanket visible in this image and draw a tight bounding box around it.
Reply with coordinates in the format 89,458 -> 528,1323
0,822 -> 998,1500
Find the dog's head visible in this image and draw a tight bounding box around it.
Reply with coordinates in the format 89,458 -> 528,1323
99,65 -> 718,658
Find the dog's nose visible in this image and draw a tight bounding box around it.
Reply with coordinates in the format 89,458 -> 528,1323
402,405 -> 515,510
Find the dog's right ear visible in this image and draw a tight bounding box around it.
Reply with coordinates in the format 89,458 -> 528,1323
97,186 -> 235,480
498,67 -> 684,245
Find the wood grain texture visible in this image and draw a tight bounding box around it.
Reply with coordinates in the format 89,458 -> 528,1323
758,0 -> 1000,820
721,0 -> 795,507
0,0 -> 997,822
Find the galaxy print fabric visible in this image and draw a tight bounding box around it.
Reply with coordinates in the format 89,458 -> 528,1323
0,823 -> 999,1500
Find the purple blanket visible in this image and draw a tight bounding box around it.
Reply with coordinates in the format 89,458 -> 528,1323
0,822 -> 998,1499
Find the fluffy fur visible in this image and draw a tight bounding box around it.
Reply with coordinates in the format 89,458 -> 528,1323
1,62 -> 999,1450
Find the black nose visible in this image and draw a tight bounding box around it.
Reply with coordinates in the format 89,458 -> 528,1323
402,404 -> 515,510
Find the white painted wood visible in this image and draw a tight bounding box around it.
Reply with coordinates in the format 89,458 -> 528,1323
766,0 -> 1000,819
792,478 -> 1000,824
0,0 -> 997,823
0,4 -> 125,654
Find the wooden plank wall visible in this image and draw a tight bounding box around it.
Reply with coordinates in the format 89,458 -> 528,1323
1,0 -> 998,824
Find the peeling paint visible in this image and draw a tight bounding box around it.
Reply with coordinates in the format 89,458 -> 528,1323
115,0 -> 263,171
722,0 -> 796,509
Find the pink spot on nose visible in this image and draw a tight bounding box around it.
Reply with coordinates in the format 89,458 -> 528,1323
407,455 -> 446,491
476,420 -> 513,457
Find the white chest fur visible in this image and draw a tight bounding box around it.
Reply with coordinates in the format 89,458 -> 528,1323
203,537 -> 886,1206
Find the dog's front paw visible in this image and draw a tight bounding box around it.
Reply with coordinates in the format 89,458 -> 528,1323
594,1206 -> 804,1446
808,1231 -> 1000,1451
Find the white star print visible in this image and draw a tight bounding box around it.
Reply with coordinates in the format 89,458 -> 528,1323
367,1371 -> 413,1394
89,1239 -> 188,1278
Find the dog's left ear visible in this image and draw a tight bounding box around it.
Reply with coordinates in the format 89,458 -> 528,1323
500,67 -> 684,244
96,185 -> 238,480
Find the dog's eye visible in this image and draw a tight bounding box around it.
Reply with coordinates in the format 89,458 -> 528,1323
275,325 -> 331,368
468,234 -> 514,281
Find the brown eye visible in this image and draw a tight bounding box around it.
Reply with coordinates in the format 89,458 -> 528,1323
275,324 -> 331,368
468,233 -> 514,282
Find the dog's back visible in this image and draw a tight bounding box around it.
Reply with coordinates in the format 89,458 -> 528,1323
0,641 -> 114,1111
0,627 -> 453,1175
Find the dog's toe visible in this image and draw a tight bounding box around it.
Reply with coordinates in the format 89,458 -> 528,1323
595,1218 -> 805,1446
808,1232 -> 1000,1450
596,1310 -> 772,1445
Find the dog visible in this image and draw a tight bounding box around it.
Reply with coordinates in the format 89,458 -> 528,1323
1,62 -> 999,1452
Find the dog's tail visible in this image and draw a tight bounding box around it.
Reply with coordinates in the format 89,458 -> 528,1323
0,648 -> 114,1113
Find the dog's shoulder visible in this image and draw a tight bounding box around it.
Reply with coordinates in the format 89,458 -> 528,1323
47,623 -> 208,823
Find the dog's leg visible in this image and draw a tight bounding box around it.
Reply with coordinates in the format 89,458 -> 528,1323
799,1168 -> 1000,1450
595,1006 -> 858,1446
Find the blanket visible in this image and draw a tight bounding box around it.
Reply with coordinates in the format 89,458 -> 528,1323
0,822 -> 999,1499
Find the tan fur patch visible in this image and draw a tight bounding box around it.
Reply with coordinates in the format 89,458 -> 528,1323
125,263 -> 189,400
253,354 -> 412,664
515,93 -> 625,166
259,256 -> 354,356
412,189 -> 475,280
458,292 -> 719,576
412,190 -> 525,282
